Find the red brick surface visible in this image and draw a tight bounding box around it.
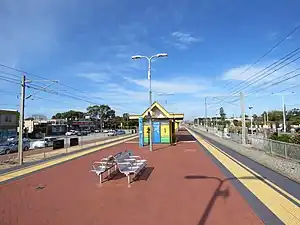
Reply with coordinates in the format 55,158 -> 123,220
0,131 -> 263,225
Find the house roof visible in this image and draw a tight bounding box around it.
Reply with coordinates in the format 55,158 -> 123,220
129,101 -> 184,120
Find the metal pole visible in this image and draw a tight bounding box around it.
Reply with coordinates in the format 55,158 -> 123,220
250,108 -> 253,135
282,95 -> 286,133
18,75 -> 26,165
148,58 -> 153,152
205,97 -> 207,128
266,108 -> 269,122
240,92 -> 246,145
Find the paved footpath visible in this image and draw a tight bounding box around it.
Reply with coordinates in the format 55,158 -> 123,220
0,130 -> 298,225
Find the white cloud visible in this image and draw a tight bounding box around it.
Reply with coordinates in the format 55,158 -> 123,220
77,72 -> 109,82
172,31 -> 200,44
125,77 -> 205,94
220,62 -> 300,95
222,63 -> 300,82
171,31 -> 202,50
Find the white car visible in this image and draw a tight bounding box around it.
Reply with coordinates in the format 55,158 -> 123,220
107,130 -> 116,136
94,130 -> 100,133
224,133 -> 231,139
31,137 -> 57,148
31,140 -> 46,148
65,131 -> 73,136
103,129 -> 109,133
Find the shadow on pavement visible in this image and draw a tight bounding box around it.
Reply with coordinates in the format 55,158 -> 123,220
134,167 -> 154,182
107,167 -> 154,182
176,133 -> 196,142
184,175 -> 260,225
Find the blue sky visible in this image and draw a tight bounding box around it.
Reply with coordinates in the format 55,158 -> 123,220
0,0 -> 300,120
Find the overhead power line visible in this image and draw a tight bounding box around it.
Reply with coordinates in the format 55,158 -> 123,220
0,63 -> 92,97
253,67 -> 300,93
225,48 -> 300,93
0,76 -> 20,85
221,24 -> 300,90
214,48 -> 300,104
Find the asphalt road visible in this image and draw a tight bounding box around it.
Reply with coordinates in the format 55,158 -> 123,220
0,133 -> 112,161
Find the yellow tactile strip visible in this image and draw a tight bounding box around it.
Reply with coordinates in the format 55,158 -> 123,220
187,128 -> 300,225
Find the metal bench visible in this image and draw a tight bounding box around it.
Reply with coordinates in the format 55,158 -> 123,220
90,155 -> 116,184
91,151 -> 147,186
115,155 -> 147,187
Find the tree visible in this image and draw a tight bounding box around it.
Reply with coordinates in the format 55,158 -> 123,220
194,118 -> 197,124
219,107 -> 226,121
287,108 -> 300,125
86,105 -> 115,130
233,119 -> 239,127
266,110 -> 283,122
122,113 -> 130,128
52,111 -> 85,120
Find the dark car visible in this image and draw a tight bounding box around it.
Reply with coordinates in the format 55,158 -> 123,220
116,130 -> 126,135
0,140 -> 30,154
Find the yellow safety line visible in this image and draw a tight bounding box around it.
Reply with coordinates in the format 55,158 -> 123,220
187,128 -> 300,225
0,135 -> 137,183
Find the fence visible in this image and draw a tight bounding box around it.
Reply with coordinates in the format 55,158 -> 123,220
0,133 -> 137,171
250,137 -> 300,162
192,125 -> 300,162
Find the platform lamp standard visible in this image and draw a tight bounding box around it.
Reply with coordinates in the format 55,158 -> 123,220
132,53 -> 168,151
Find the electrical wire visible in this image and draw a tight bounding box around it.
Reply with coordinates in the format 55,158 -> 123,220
220,24 -> 300,90
226,48 -> 300,93
252,67 -> 300,93
0,63 -> 93,97
214,50 -> 300,104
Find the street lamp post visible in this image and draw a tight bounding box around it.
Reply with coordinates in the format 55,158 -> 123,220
132,53 -> 168,152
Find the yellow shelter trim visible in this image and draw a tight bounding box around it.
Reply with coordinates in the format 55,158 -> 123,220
129,101 -> 184,120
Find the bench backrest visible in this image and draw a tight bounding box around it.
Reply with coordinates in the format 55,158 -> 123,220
115,152 -> 130,162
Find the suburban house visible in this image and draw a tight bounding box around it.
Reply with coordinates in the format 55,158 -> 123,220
0,109 -> 18,143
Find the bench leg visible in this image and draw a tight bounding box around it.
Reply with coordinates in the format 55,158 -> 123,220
127,174 -> 131,187
99,174 -> 102,185
108,169 -> 111,178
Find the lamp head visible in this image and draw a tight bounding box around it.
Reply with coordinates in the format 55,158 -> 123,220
131,55 -> 143,60
155,53 -> 168,58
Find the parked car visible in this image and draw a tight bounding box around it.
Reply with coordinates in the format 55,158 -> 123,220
32,137 -> 57,149
7,136 -> 17,142
116,130 -> 126,135
224,133 -> 231,139
94,129 -> 100,133
77,131 -> 88,136
65,131 -> 73,136
108,130 -> 117,136
103,129 -> 109,133
0,140 -> 30,154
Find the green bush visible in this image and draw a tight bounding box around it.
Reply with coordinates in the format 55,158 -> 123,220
270,133 -> 291,143
291,135 -> 300,144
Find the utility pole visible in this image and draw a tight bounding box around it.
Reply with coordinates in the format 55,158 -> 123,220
205,97 -> 207,128
266,108 -> 269,122
148,59 -> 153,151
249,106 -> 253,135
240,92 -> 246,145
18,75 -> 26,165
282,95 -> 286,133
